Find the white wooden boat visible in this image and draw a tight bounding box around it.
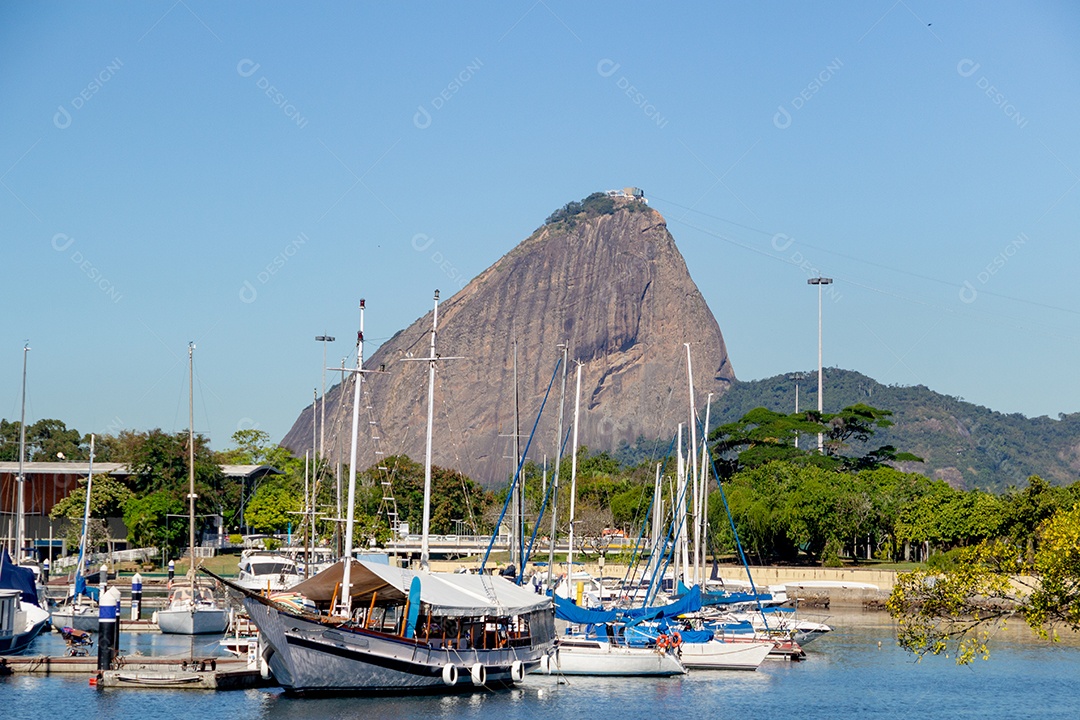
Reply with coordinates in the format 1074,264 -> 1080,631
221,294 -> 555,694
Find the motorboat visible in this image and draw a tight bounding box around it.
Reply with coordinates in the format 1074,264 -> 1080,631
236,550 -> 303,593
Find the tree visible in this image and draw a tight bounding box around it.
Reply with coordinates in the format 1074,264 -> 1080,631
709,404 -> 920,478
123,490 -> 185,555
245,482 -> 302,534
888,502 -> 1080,664
0,418 -> 88,461
49,473 -> 134,552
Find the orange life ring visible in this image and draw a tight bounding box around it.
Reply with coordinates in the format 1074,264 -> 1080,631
656,634 -> 668,651
670,631 -> 683,648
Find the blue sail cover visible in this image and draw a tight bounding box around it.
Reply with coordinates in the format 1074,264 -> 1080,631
0,548 -> 40,606
622,585 -> 702,622
73,572 -> 99,602
553,594 -> 617,624
555,585 -> 704,626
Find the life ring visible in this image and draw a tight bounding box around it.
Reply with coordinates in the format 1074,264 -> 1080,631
656,634 -> 668,651
670,631 -> 683,648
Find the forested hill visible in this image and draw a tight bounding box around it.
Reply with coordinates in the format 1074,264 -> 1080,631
706,369 -> 1080,494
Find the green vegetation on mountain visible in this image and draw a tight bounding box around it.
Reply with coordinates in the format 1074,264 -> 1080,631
705,368 -> 1080,493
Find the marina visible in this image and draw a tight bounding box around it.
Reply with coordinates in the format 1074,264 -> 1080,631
2,611 -> 1079,719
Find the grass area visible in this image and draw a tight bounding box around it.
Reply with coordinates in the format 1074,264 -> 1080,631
113,553 -> 241,578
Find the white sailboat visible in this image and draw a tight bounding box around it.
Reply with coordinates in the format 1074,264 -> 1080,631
156,343 -> 229,635
49,435 -> 102,632
547,637 -> 686,676
216,293 -> 556,694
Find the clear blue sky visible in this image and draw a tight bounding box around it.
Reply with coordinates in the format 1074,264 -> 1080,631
3,2 -> 1078,451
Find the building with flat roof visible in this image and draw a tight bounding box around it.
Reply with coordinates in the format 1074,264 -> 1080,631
0,462 -> 281,556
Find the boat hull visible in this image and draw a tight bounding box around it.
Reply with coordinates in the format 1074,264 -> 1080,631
50,606 -> 99,633
244,596 -> 546,694
156,607 -> 230,635
550,640 -> 686,676
0,593 -> 49,656
678,640 -> 771,670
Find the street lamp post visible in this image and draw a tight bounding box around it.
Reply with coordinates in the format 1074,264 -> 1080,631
807,277 -> 833,453
315,334 -> 336,458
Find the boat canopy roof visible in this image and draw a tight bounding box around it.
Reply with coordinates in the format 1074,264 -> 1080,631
0,548 -> 39,606
290,559 -> 552,617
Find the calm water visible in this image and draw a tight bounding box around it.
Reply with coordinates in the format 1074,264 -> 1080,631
4,611 -> 1079,719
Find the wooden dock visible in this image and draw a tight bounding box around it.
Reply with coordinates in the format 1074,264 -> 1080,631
0,655 -> 275,690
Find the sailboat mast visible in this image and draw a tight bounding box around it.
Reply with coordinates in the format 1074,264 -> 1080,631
676,423 -> 689,582
14,343 -> 29,559
74,435 -> 95,592
187,342 -> 196,579
566,362 -> 582,570
698,393 -> 713,586
341,299 -> 366,617
649,462 -> 662,582
420,290 -> 440,572
545,344 -> 569,587
510,342 -> 520,573
304,449 -> 310,577
685,344 -> 700,586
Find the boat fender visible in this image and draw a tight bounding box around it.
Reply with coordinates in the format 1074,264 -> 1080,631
470,663 -> 487,686
442,663 -> 458,686
510,660 -> 525,683
539,653 -> 552,675
151,611 -> 159,626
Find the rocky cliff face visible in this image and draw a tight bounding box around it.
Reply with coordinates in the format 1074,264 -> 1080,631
282,196 -> 735,485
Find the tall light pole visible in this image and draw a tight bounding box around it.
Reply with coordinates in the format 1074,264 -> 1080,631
315,334 -> 335,458
807,277 -> 832,453
791,371 -> 803,450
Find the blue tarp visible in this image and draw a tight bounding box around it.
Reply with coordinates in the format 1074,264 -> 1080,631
553,594 -> 617,624
554,585 -> 703,626
679,629 -> 715,644
0,548 -> 40,606
622,585 -> 702,622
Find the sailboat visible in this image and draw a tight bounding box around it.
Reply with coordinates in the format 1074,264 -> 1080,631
50,435 -> 102,632
211,293 -> 556,694
155,343 -> 229,635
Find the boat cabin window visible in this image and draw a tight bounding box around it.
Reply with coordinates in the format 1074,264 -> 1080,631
248,562 -> 294,575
